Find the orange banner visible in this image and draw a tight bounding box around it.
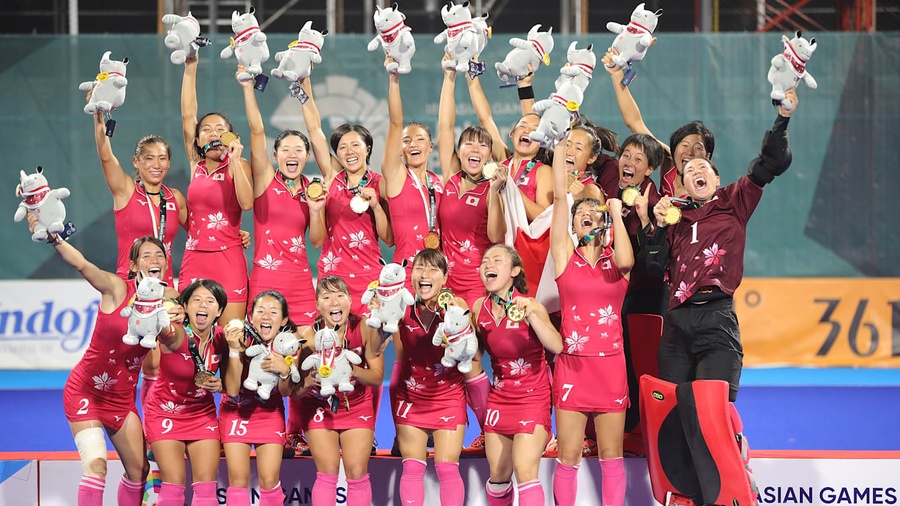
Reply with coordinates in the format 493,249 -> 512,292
735,279 -> 900,367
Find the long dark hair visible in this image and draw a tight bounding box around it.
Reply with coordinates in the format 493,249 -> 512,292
485,244 -> 528,295
250,289 -> 297,333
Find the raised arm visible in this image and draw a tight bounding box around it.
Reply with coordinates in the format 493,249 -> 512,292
92,110 -> 133,208
181,56 -> 201,169
517,68 -> 536,115
226,139 -> 254,211
487,170 -> 507,243
437,61 -> 461,182
299,78 -> 341,182
606,198 -> 633,275
466,74 -> 510,163
550,134 -> 575,275
381,70 -> 408,198
239,65 -> 275,198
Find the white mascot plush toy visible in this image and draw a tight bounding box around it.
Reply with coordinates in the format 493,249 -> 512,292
367,2 -> 416,74
528,81 -> 583,149
220,9 -> 269,83
120,277 -> 170,349
272,21 -> 327,83
605,3 -> 663,70
78,51 -> 128,115
301,325 -> 362,397
361,259 -> 415,334
14,166 -> 70,243
432,305 -> 478,373
243,331 -> 301,400
768,30 -> 817,111
553,42 -> 595,93
495,24 -> 554,83
434,1 -> 490,73
161,12 -> 209,65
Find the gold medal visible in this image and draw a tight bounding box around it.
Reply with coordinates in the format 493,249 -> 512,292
284,355 -> 295,367
162,299 -> 177,312
318,365 -> 332,378
350,194 -> 370,214
194,370 -> 214,387
622,185 -> 641,206
481,161 -> 499,179
506,305 -> 526,322
220,132 -> 238,147
664,206 -> 682,225
423,231 -> 441,249
305,178 -> 324,200
227,318 -> 244,331
567,171 -> 579,186
367,280 -> 380,291
96,72 -> 109,81
436,290 -> 455,310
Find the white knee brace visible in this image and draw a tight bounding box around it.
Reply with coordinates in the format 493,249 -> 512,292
74,427 -> 108,478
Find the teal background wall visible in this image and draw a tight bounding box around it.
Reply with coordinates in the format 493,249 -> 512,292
2,33 -> 898,280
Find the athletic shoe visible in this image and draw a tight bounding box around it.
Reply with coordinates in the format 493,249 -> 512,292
285,432 -> 311,457
581,437 -> 598,458
371,438 -> 378,456
461,433 -> 486,457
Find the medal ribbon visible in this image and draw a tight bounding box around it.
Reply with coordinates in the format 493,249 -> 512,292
408,168 -> 437,234
242,321 -> 266,346
490,286 -> 517,315
139,180 -> 166,242
507,158 -> 537,187
462,172 -> 489,185
670,197 -> 703,211
185,325 -> 212,373
343,170 -> 370,196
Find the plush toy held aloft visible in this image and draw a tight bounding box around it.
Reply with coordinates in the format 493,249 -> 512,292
432,305 -> 478,373
243,331 -> 301,400
768,30 -> 817,110
361,259 -> 415,334
553,42 -> 595,93
220,8 -> 270,87
272,21 -> 327,83
121,276 -> 170,349
161,12 -> 211,65
605,2 -> 662,84
434,1 -> 491,74
495,24 -> 554,83
529,81 -> 583,149
368,2 -> 416,74
14,166 -> 70,243
301,325 -> 362,398
78,51 -> 128,115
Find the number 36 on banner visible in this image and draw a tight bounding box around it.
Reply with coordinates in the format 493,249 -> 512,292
734,279 -> 900,367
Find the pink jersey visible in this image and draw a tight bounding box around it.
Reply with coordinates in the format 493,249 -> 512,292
113,182 -> 180,285
63,281 -> 149,429
661,166 -> 684,198
143,326 -> 228,442
249,174 -> 316,324
392,305 -> 467,430
439,173 -> 493,305
665,175 -> 762,310
318,170 -> 384,315
185,158 -> 243,252
503,157 -> 544,203
556,248 -> 628,356
387,169 -> 444,280
301,316 -> 375,429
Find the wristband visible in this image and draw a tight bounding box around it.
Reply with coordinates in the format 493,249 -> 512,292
48,234 -> 62,246
279,373 -> 289,380
518,86 -> 534,101
229,350 -> 241,358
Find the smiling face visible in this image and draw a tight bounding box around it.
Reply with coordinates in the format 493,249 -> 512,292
185,286 -> 223,335
682,158 -> 720,202
336,131 -> 370,175
479,246 -> 519,294
509,115 -> 541,158
571,199 -> 606,239
130,240 -> 167,279
411,258 -> 448,303
401,124 -> 433,169
673,133 -> 709,175
315,286 -> 351,328
274,134 -> 309,180
132,142 -> 171,186
457,129 -> 492,178
618,143 -> 652,188
196,114 -> 230,159
563,129 -> 598,176
250,295 -> 289,342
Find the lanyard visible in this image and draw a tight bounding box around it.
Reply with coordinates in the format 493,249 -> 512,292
139,180 -> 166,242
343,170 -> 370,195
408,168 -> 437,233
461,172 -> 489,185
242,320 -> 266,346
185,325 -> 211,373
490,286 -> 516,311
507,158 -> 537,186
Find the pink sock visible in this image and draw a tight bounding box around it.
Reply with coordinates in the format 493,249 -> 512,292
485,480 -> 513,506
312,472 -> 339,506
77,476 -> 105,506
259,482 -> 285,506
117,476 -> 145,506
464,372 -> 491,428
191,481 -> 218,505
346,474 -> 372,506
140,374 -> 157,409
156,482 -> 185,506
400,459 -> 426,506
226,486 -> 250,506
553,459 -> 580,506
517,479 -> 545,506
599,458 -> 626,506
435,461 -> 465,506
